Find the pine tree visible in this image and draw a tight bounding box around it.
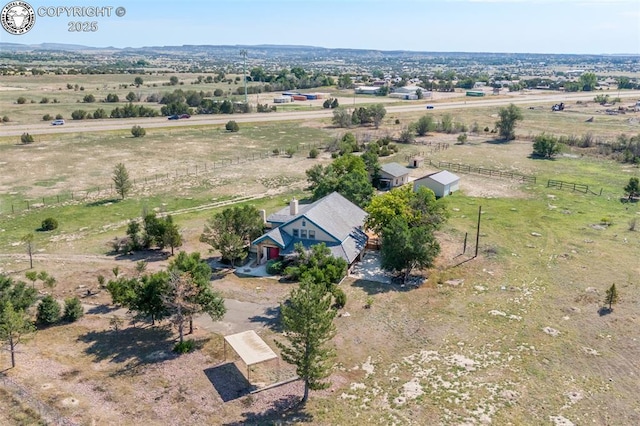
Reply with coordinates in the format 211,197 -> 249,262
0,302 -> 35,368
112,163 -> 133,200
605,283 -> 619,311
37,295 -> 61,325
276,277 -> 336,405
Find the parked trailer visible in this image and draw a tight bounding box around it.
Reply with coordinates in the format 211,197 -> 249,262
291,95 -> 307,101
304,94 -> 318,100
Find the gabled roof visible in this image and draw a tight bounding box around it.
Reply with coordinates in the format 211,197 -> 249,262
252,227 -> 292,249
417,170 -> 460,185
255,192 -> 368,264
380,162 -> 410,178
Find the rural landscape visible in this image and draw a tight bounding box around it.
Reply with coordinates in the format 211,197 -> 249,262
0,42 -> 639,426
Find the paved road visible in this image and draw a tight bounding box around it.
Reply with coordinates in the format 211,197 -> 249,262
3,90 -> 639,137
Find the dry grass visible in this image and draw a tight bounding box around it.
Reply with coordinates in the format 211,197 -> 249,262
1,81 -> 640,424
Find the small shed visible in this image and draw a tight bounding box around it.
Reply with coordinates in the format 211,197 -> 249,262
413,170 -> 460,198
224,330 -> 278,383
408,156 -> 424,168
380,162 -> 411,189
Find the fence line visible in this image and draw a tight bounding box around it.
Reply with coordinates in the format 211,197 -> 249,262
0,373 -> 80,426
0,141 -> 326,216
547,179 -> 601,195
422,159 -> 537,184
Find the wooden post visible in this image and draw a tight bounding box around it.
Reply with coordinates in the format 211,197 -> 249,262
463,232 -> 468,255
474,206 -> 482,258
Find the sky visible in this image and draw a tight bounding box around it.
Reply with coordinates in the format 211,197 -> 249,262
1,0 -> 639,54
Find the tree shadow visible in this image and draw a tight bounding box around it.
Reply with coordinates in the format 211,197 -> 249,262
203,362 -> 254,402
85,198 -> 121,207
114,249 -> 169,263
485,138 -> 510,145
350,278 -> 416,295
77,324 -> 177,372
85,304 -> 119,315
248,306 -> 281,332
598,307 -> 613,316
222,394 -> 313,426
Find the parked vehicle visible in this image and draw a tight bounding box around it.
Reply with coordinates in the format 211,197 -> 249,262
426,105 -> 434,110
51,119 -> 65,125
167,114 -> 179,120
179,114 -> 191,119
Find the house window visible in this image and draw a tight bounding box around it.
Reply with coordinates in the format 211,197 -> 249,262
302,220 -> 306,227
308,230 -> 315,239
300,229 -> 307,239
292,229 -> 299,238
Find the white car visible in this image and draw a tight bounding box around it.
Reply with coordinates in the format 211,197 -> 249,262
51,119 -> 65,125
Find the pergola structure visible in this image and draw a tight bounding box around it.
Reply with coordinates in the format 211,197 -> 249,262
223,330 -> 278,383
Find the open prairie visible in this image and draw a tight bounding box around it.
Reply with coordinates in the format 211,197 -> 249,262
1,80 -> 639,425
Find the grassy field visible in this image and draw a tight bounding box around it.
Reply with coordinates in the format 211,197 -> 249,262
1,85 -> 639,425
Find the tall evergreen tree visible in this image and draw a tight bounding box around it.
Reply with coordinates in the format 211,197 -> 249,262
0,302 -> 35,368
604,284 -> 619,311
276,278 -> 337,405
112,163 -> 133,200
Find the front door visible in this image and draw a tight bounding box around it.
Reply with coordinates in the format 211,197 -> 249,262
267,247 -> 280,260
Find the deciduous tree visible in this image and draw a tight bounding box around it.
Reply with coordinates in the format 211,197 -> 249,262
200,205 -> 264,265
532,133 -> 562,158
22,233 -> 35,269
276,277 -> 337,405
380,217 -> 441,284
495,103 -> 523,141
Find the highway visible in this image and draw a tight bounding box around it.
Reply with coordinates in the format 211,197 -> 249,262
2,90 -> 639,137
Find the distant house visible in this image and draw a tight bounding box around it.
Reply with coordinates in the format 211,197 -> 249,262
252,192 -> 368,267
379,162 -> 411,189
413,170 -> 460,198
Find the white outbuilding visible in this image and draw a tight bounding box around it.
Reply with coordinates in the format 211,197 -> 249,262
413,170 -> 460,198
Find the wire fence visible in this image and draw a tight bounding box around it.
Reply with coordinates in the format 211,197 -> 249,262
0,373 -> 80,426
0,141 -> 326,217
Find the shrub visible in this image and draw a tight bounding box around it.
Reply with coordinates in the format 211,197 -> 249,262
332,286 -> 347,309
2,115 -> 9,122
83,94 -> 96,103
37,295 -> 61,325
131,125 -> 146,137
41,217 -> 59,231
17,96 -> 27,104
285,147 -> 295,158
457,133 -> 468,144
93,108 -> 107,119
55,114 -> 63,119
71,109 -> 87,120
309,147 -> 319,158
173,340 -> 195,354
21,133 -> 34,144
266,260 -> 283,275
43,114 -> 53,121
63,297 -> 84,322
272,148 -> 280,156
40,97 -> 49,104
225,120 -> 239,132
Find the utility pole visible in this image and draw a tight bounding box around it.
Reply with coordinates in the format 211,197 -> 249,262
474,206 -> 482,258
240,49 -> 248,104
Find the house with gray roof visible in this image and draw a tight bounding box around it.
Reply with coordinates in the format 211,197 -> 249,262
379,162 -> 411,189
252,192 -> 368,266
